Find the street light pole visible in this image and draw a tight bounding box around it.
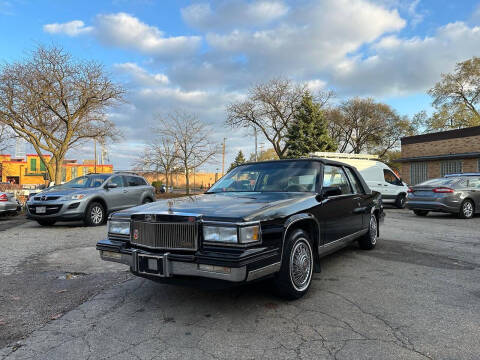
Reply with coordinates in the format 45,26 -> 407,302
221,137 -> 226,176
94,139 -> 97,173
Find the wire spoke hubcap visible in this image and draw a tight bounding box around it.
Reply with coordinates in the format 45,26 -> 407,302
370,216 -> 377,245
91,206 -> 103,224
290,239 -> 312,291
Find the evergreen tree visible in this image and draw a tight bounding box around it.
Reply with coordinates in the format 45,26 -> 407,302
285,92 -> 337,158
227,150 -> 246,172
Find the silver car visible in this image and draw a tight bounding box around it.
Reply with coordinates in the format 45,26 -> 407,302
407,173 -> 480,219
0,192 -> 20,216
26,172 -> 155,226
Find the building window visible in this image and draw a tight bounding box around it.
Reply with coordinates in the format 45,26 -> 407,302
71,167 -> 77,179
441,160 -> 462,177
478,159 -> 480,172
410,162 -> 428,185
30,158 -> 37,172
40,159 -> 46,172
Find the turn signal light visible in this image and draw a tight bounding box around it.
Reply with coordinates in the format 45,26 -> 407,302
433,187 -> 454,193
0,194 -> 7,202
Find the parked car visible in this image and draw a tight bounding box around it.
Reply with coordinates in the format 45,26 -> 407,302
98,159 -> 384,299
407,173 -> 480,219
311,152 -> 409,208
0,192 -> 20,216
26,172 -> 155,226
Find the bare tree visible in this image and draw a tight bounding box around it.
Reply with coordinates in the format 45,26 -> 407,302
0,123 -> 14,153
0,45 -> 124,183
227,78 -> 307,158
157,111 -> 218,195
135,136 -> 180,190
328,98 -> 418,156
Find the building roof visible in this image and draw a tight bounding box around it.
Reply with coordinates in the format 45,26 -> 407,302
401,126 -> 480,145
397,151 -> 480,162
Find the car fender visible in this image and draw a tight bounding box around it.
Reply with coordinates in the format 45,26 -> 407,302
282,213 -> 321,272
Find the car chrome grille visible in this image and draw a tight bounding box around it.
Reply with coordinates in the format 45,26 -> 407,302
130,221 -> 198,251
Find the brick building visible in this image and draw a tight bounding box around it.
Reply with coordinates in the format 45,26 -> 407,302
398,126 -> 480,185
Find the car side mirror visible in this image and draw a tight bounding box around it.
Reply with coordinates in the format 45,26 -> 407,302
105,183 -> 118,189
320,186 -> 342,198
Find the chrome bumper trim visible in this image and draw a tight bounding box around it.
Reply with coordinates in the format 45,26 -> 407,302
99,250 -> 247,282
246,262 -> 281,281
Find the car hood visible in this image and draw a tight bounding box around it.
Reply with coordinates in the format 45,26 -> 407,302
115,192 -> 318,222
37,187 -> 98,197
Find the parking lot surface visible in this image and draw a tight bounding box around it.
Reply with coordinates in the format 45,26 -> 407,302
1,209 -> 479,360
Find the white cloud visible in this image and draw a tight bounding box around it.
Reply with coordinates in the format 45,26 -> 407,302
43,20 -> 93,36
181,1 -> 289,31
94,13 -> 201,58
114,62 -> 169,85
44,13 -> 201,59
330,22 -> 480,96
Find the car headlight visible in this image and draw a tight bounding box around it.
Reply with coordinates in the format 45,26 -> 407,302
203,224 -> 260,245
203,226 -> 237,243
71,194 -> 86,200
239,225 -> 260,244
108,220 -> 130,235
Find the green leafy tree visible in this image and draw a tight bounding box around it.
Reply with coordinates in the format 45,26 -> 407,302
227,150 -> 246,172
285,92 -> 337,158
427,57 -> 480,130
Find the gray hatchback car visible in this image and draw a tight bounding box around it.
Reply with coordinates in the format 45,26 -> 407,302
26,172 -> 155,226
407,173 -> 480,219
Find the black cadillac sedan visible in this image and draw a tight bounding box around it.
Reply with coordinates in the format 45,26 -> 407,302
97,159 -> 384,299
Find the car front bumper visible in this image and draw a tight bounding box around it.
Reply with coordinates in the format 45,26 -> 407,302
26,199 -> 88,221
97,238 -> 281,283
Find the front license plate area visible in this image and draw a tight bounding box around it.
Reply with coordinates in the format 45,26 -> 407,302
137,254 -> 165,277
36,206 -> 46,214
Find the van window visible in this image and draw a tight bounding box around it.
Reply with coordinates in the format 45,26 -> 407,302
384,169 -> 401,186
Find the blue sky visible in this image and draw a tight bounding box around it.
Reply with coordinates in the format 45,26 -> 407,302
1,0 -> 480,170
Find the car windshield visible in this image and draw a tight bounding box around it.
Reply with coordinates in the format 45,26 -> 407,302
207,161 -> 320,193
63,175 -> 110,188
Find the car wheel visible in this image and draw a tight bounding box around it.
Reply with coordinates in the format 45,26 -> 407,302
358,213 -> 378,250
84,202 -> 106,226
37,219 -> 56,226
413,210 -> 429,217
395,194 -> 407,209
459,199 -> 475,219
142,198 -> 153,204
273,229 -> 314,300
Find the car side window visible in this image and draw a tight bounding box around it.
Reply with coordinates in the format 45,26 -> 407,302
344,167 -> 364,194
125,176 -> 140,187
384,169 -> 401,185
323,165 -> 353,195
467,177 -> 480,189
109,176 -> 124,187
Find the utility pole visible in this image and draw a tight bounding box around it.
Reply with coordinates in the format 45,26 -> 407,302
254,127 -> 258,161
221,137 -> 226,176
94,139 -> 97,173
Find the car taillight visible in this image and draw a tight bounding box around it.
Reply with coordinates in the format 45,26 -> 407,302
407,188 -> 413,193
433,187 -> 454,193
0,194 -> 7,202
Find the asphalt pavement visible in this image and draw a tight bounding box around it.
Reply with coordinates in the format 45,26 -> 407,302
0,209 -> 479,360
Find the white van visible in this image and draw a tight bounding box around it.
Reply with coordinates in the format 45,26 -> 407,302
311,152 -> 409,208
